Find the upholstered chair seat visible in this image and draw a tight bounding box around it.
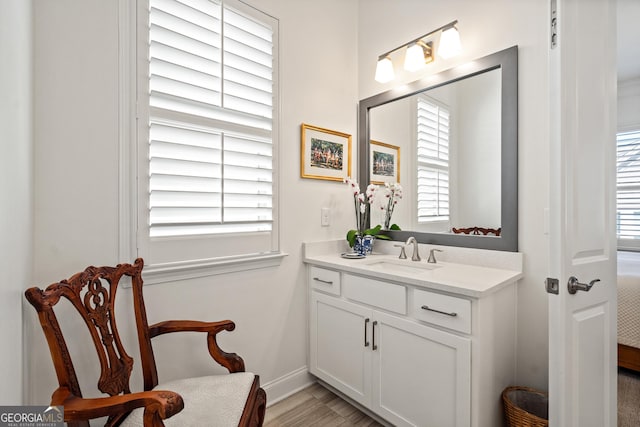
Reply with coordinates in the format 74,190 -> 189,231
121,373 -> 257,427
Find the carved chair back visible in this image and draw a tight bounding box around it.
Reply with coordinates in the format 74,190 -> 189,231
25,259 -> 161,414
452,226 -> 502,236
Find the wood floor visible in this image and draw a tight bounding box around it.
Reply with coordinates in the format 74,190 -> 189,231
264,383 -> 385,427
266,369 -> 640,427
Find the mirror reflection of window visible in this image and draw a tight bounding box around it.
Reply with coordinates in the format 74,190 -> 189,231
416,95 -> 450,225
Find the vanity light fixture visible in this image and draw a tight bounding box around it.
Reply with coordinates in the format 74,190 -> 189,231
374,20 -> 461,83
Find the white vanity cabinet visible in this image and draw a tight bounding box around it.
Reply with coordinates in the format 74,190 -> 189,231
310,292 -> 372,407
307,262 -> 518,427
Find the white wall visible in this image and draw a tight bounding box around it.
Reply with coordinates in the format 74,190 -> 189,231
618,78 -> 640,132
0,0 -> 32,405
27,0 -> 358,407
456,71 -> 501,228
369,97 -> 412,227
358,0 -> 551,390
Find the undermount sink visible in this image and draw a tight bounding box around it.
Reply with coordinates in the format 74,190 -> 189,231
363,258 -> 442,275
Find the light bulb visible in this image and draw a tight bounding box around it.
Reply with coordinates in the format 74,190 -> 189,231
404,43 -> 426,72
375,56 -> 395,83
404,41 -> 433,72
438,26 -> 462,59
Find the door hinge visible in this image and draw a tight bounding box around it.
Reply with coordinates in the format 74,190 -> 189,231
550,0 -> 558,49
546,277 -> 559,295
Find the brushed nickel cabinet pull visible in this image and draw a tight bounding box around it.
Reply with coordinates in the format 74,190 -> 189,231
364,318 -> 370,347
372,321 -> 378,350
421,305 -> 458,317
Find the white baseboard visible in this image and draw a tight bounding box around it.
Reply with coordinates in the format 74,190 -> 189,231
261,366 -> 315,407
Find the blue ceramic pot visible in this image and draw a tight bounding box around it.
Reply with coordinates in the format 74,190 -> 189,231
353,235 -> 374,256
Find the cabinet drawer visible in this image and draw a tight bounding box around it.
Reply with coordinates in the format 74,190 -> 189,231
343,274 -> 406,315
309,266 -> 341,295
412,289 -> 471,334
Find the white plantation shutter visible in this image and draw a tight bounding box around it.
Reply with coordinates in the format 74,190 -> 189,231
223,7 -> 273,124
416,96 -> 450,222
149,0 -> 223,118
138,0 -> 279,266
617,130 -> 640,249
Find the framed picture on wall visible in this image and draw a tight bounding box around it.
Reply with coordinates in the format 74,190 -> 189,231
300,123 -> 352,181
370,140 -> 400,184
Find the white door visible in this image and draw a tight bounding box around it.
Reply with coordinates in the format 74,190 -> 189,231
548,0 -> 617,426
309,291 -> 372,407
371,311 -> 470,427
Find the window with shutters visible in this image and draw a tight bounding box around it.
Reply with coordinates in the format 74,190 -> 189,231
617,130 -> 640,250
416,95 -> 450,223
135,0 -> 281,272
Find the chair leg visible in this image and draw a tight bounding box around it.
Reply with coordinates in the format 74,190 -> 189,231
251,387 -> 266,427
239,377 -> 266,427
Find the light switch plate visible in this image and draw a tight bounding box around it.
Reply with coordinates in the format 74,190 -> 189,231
321,207 -> 330,226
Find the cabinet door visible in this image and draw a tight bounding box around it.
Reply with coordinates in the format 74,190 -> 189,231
310,291 -> 372,407
372,312 -> 471,427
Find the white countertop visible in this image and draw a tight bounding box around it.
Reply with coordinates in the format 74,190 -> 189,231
303,240 -> 523,298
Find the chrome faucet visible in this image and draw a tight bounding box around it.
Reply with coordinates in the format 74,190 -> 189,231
427,248 -> 443,264
405,236 -> 421,261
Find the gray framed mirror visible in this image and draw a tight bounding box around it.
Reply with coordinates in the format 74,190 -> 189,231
358,46 -> 518,251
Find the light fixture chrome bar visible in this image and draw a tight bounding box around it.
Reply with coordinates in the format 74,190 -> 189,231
377,20 -> 458,60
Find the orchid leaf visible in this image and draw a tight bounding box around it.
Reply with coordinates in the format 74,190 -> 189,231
346,229 -> 358,248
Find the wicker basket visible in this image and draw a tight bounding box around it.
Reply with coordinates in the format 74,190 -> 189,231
502,386 -> 549,427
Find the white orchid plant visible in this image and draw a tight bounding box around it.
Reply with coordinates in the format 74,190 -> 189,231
380,182 -> 403,231
344,177 -> 391,248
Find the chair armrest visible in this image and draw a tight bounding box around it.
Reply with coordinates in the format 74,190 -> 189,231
148,320 -> 246,373
149,319 -> 236,337
52,387 -> 183,426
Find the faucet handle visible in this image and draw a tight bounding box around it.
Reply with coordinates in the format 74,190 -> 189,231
394,244 -> 407,259
427,249 -> 443,264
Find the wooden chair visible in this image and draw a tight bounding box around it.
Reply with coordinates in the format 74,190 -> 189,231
25,258 -> 266,427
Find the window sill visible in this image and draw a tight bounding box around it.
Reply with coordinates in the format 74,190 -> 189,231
134,251 -> 288,286
618,239 -> 640,252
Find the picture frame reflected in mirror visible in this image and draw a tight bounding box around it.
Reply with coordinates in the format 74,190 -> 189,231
370,140 -> 400,184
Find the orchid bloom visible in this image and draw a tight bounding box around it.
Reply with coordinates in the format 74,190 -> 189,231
381,182 -> 403,230
344,178 -> 382,236
344,177 -> 360,195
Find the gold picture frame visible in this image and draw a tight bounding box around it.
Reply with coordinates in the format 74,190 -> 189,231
370,140 -> 400,184
300,123 -> 352,181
